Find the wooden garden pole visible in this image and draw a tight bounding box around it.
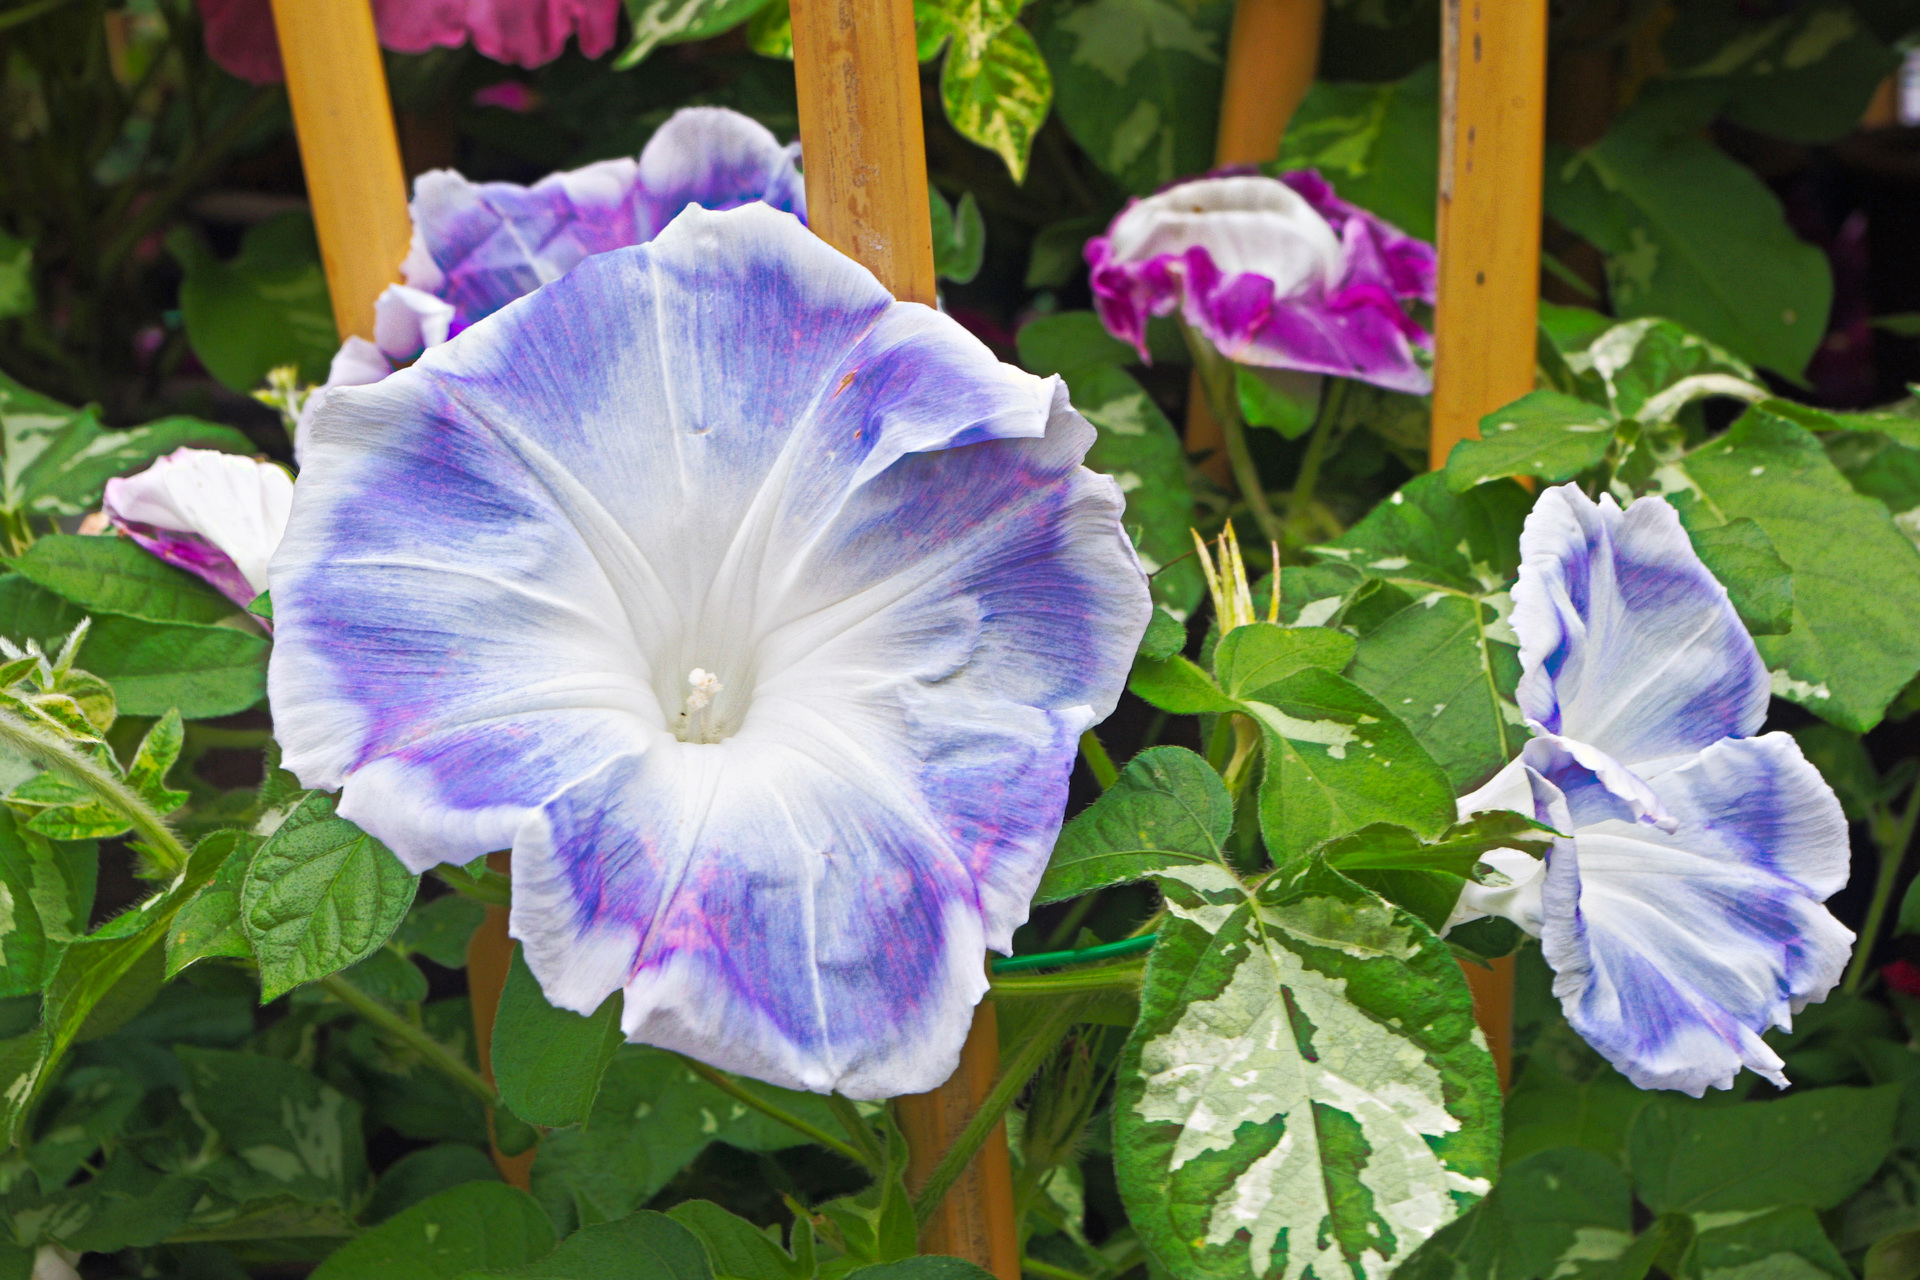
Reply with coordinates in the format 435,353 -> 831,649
1186,0 -> 1326,481
788,3 -> 1016,1274
269,0 -> 535,1182
1431,0 -> 1549,1091
266,0 -> 411,344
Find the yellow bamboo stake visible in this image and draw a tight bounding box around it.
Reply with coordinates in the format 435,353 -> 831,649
267,0 -> 411,344
1186,0 -> 1326,483
1431,0 -> 1549,1092
788,2 -> 1015,1273
269,0 -> 534,1179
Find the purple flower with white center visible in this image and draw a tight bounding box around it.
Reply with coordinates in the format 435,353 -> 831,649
102,448 -> 293,611
299,108 -> 804,458
267,204 -> 1151,1097
1447,484 -> 1852,1096
1085,169 -> 1437,395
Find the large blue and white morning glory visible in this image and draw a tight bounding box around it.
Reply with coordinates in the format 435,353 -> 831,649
268,203 -> 1150,1097
1448,484 -> 1852,1095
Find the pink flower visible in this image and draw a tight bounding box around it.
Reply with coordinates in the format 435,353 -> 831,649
1086,168 -> 1438,395
195,0 -> 619,84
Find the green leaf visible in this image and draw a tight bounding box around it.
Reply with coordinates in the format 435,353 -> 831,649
745,0 -> 792,56
1115,860 -> 1500,1280
617,0 -> 776,61
1683,1205 -> 1853,1280
1867,1228 -> 1920,1280
1319,810 -> 1557,877
530,1047 -> 847,1235
1237,366 -> 1321,440
0,807 -> 94,996
929,187 -> 987,284
1395,1147 -> 1633,1280
1213,622 -> 1356,702
395,893 -> 488,969
1035,0 -> 1230,193
1024,216 -> 1103,289
176,1046 -> 369,1220
1559,316 -> 1758,423
1628,1085 -> 1902,1214
1249,666 -> 1455,866
941,22 -> 1051,182
20,1147 -> 204,1254
1037,745 -> 1230,903
1138,606 -> 1186,661
473,1210 -> 715,1279
1017,310 -> 1137,377
1544,84 -> 1832,377
0,369 -> 253,522
242,791 -> 420,1002
1663,2 -> 1900,145
1064,363 -> 1203,615
1129,651 -> 1238,714
1676,513 -> 1794,636
1444,390 -> 1619,491
1501,1035 -> 1651,1169
366,1144 -> 504,1226
1664,402 -> 1920,729
1276,62 -> 1440,241
0,229 -> 32,322
165,831 -> 261,976
667,1200 -> 802,1280
846,1262 -> 997,1279
493,946 -> 624,1129
169,213 -> 338,391
310,1182 -> 554,1280
14,533 -> 243,626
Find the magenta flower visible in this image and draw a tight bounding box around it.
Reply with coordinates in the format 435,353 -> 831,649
1086,170 -> 1437,395
195,0 -> 618,85
102,448 -> 293,612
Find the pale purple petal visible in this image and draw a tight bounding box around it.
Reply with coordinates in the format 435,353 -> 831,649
1540,734 -> 1853,1095
632,107 -> 806,239
103,448 -> 292,609
372,284 -> 455,363
1085,168 -> 1435,392
1520,733 -> 1674,832
269,204 -> 1149,1096
1512,484 -> 1769,765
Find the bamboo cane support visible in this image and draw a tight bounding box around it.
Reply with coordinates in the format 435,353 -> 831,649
267,0 -> 411,344
787,1 -> 1015,1272
1186,0 -> 1326,482
269,0 -> 533,1176
1432,0 -> 1549,1092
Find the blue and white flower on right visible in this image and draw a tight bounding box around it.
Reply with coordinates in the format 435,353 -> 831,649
1448,483 -> 1854,1096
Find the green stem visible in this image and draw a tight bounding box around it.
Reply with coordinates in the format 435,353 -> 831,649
826,1094 -> 886,1170
1043,891 -> 1103,949
1288,378 -> 1347,525
990,960 -> 1145,998
911,995 -> 1082,1227
434,862 -> 512,907
1844,780 -> 1920,993
1022,1258 -> 1095,1280
675,1054 -> 875,1171
1078,730 -> 1118,791
0,704 -> 191,873
319,974 -> 498,1106
992,935 -> 1156,974
1181,323 -> 1284,545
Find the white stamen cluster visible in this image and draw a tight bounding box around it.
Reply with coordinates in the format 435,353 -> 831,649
685,668 -> 723,712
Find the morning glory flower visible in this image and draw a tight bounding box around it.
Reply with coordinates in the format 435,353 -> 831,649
1085,169 -> 1437,395
268,204 -> 1151,1097
299,107 -> 804,458
102,448 -> 293,611
1448,483 -> 1853,1096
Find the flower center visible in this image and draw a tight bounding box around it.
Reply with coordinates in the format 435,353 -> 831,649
675,667 -> 733,743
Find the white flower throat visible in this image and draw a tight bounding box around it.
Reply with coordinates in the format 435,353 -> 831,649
678,667 -> 727,743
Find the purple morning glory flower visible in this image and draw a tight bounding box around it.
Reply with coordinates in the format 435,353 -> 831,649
102,448 -> 292,612
267,204 -> 1151,1097
300,107 -> 805,457
1085,169 -> 1437,395
1448,484 -> 1852,1096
